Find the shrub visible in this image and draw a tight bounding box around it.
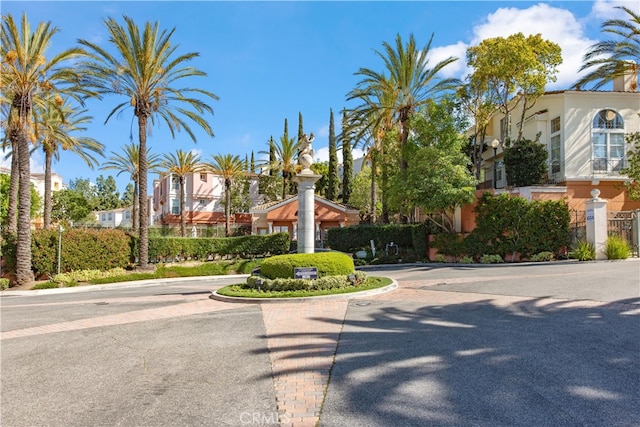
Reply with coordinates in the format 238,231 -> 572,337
458,256 -> 474,264
435,254 -> 447,263
326,223 -> 432,255
605,236 -> 631,260
51,268 -> 129,286
480,254 -> 504,264
244,271 -> 367,292
0,278 -> 9,290
530,251 -> 554,262
260,252 -> 355,279
570,241 -> 595,261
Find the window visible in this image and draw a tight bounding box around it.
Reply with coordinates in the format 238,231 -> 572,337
592,109 -> 625,173
101,214 -> 106,221
200,173 -> 207,182
124,210 -> 131,220
272,225 -> 288,234
107,213 -> 113,221
198,199 -> 206,207
171,199 -> 180,215
550,116 -> 561,175
171,176 -> 180,192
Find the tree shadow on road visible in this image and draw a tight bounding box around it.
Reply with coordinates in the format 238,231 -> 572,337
262,296 -> 640,426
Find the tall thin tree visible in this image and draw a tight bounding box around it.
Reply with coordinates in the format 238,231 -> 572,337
160,149 -> 202,237
207,154 -> 244,237
327,109 -> 339,201
342,110 -> 354,205
79,16 -> 218,268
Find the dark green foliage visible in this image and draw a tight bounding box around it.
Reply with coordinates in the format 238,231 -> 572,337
327,223 -> 434,255
3,229 -> 131,278
250,151 -> 256,174
244,270 -> 367,292
0,174 -> 42,224
260,252 -> 355,279
342,110 -> 354,204
504,138 -> 549,186
327,109 -> 339,201
269,136 -> 276,177
621,132 -> 640,199
310,162 -> 329,197
432,193 -> 571,260
147,232 -> 290,262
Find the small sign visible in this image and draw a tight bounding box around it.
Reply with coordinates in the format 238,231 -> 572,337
294,267 -> 318,280
586,209 -> 594,222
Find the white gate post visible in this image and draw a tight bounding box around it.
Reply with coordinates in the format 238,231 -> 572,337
585,189 -> 608,260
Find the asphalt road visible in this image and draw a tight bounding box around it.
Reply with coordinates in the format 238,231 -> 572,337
1,261 -> 639,426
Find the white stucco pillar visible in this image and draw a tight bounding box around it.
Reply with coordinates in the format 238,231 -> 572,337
585,189 -> 608,260
267,222 -> 273,234
294,171 -> 321,254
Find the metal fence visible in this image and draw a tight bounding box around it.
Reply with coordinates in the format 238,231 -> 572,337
569,209 -> 586,248
608,210 -> 639,257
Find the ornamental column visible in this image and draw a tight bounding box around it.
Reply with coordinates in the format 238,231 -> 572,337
585,188 -> 608,260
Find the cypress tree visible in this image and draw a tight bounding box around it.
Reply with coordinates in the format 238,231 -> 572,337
283,118 -> 289,143
244,154 -> 249,172
250,151 -> 255,174
341,109 -> 353,204
298,111 -> 304,143
327,109 -> 339,201
269,136 -> 276,177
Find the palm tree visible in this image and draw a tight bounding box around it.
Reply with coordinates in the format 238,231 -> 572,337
1,13 -> 85,286
160,149 -> 201,237
207,154 -> 244,237
575,6 -> 640,91
260,134 -> 299,200
350,33 -> 459,171
78,16 -> 218,269
1,105 -> 19,233
35,97 -> 104,228
100,143 -> 161,233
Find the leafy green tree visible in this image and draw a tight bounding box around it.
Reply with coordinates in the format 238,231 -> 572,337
310,162 -> 329,197
95,175 -> 122,211
350,33 -> 459,171
79,16 -> 219,268
503,137 -> 549,187
621,132 -> 640,199
36,97 -> 104,228
0,174 -> 41,225
326,109 -> 339,201
207,154 -> 244,236
121,183 -> 135,207
2,13 -> 85,285
349,166 -> 381,222
51,188 -> 95,225
466,33 -> 562,142
68,177 -> 98,209
160,149 -> 202,237
341,110 -> 354,204
388,99 -> 477,230
100,143 -> 161,233
575,6 -> 639,91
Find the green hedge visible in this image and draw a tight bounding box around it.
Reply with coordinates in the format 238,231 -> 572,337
2,228 -> 131,278
244,271 -> 367,291
326,223 -> 431,255
260,252 -> 355,279
432,193 -> 570,260
147,232 -> 289,261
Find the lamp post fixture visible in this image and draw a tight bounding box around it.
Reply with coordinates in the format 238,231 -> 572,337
57,224 -> 64,275
491,139 -> 500,189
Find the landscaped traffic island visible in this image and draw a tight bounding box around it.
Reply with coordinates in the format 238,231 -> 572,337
213,252 -> 394,300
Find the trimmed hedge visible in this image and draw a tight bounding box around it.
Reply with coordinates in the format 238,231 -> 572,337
326,223 -> 431,255
244,271 -> 367,292
147,232 -> 290,261
260,252 -> 355,279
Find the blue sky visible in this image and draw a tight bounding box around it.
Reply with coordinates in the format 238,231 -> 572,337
3,0 -> 638,194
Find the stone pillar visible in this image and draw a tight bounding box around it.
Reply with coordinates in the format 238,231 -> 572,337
585,189 -> 608,260
294,171 -> 321,254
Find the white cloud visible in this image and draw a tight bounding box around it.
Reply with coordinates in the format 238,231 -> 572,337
314,146 -> 365,164
590,0 -> 638,21
315,124 -> 329,138
428,42 -> 468,79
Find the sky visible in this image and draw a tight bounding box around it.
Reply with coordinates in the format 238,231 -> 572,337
3,0 -> 639,194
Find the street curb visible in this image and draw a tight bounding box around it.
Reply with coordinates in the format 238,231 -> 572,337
0,274 -> 250,297
209,279 -> 398,304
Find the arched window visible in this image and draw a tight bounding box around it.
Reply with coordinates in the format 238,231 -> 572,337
592,109 -> 625,172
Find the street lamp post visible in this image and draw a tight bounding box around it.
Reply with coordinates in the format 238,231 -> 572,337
491,139 -> 500,189
57,224 -> 64,275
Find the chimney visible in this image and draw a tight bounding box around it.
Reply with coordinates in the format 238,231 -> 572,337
612,61 -> 638,92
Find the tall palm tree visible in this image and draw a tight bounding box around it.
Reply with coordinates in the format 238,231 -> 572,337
260,135 -> 299,200
1,13 -> 85,286
160,149 -> 201,237
575,6 -> 640,91
350,33 -> 459,171
101,143 -> 161,233
207,154 -> 244,237
0,105 -> 19,233
35,97 -> 104,228
78,16 -> 218,269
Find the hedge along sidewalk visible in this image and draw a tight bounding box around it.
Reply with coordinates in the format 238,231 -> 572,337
210,280 -> 398,304
0,275 -> 250,297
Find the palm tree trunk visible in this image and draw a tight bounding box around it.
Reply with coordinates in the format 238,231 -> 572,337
137,115 -> 149,269
7,136 -> 20,234
370,151 -> 377,224
179,175 -> 186,237
16,125 -> 34,286
132,180 -> 139,233
43,149 -> 53,229
225,179 -> 231,236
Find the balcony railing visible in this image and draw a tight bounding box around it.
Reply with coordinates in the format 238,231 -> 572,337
591,158 -> 628,175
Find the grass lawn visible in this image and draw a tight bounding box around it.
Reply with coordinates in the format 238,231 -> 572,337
216,276 -> 393,298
